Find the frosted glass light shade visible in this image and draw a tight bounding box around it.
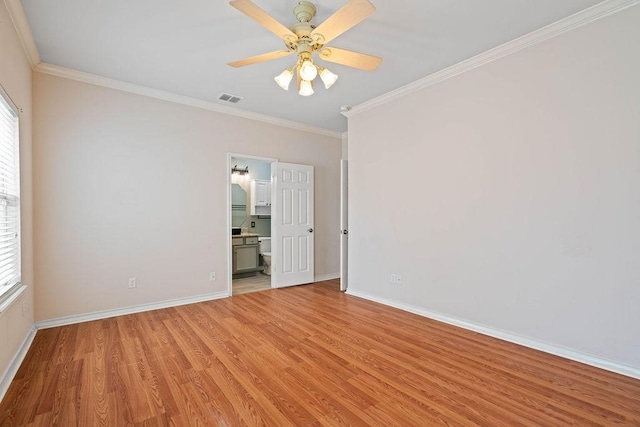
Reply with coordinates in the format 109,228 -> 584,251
274,68 -> 294,90
299,80 -> 314,96
299,60 -> 318,81
319,68 -> 338,89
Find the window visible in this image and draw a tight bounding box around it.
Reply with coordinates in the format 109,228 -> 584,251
0,86 -> 20,303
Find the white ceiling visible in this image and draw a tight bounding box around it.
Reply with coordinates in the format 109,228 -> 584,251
21,0 -> 604,133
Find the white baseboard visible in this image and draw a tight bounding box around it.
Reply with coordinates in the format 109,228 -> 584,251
0,324 -> 37,402
347,289 -> 640,380
314,273 -> 340,282
35,291 -> 229,329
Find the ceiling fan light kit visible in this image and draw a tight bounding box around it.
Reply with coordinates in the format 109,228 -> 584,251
299,80 -> 315,96
274,67 -> 295,90
318,67 -> 338,89
229,0 -> 382,97
299,58 -> 318,81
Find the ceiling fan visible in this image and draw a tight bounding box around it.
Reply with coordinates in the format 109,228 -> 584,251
228,0 -> 382,96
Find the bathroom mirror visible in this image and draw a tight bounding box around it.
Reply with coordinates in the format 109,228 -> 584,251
231,184 -> 248,227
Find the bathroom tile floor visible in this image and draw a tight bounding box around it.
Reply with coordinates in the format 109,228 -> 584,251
232,273 -> 271,295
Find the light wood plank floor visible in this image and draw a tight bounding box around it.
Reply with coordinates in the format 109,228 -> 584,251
1,280 -> 639,426
232,273 -> 271,295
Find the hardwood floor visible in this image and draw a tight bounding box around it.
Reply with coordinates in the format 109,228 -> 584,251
1,280 -> 639,426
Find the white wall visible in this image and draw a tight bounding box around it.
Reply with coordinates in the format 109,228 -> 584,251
348,5 -> 640,370
0,0 -> 35,389
33,73 -> 341,321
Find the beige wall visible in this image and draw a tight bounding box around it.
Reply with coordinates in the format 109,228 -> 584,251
0,0 -> 34,386
348,5 -> 640,369
33,73 -> 341,320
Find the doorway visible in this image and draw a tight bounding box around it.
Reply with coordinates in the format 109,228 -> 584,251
228,154 -> 275,296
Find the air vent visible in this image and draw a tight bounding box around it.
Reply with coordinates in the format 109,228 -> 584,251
218,93 -> 243,104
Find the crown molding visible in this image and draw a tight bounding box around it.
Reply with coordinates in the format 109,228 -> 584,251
33,63 -> 342,139
343,0 -> 640,118
3,0 -> 40,68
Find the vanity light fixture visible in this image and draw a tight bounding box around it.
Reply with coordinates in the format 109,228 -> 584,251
231,165 -> 249,175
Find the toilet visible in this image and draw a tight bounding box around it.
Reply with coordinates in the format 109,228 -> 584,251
258,237 -> 271,275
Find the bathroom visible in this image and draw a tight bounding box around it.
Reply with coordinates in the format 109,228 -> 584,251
230,156 -> 273,295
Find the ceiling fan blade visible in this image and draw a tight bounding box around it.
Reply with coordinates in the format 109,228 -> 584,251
317,47 -> 382,71
228,50 -> 292,68
310,0 -> 376,45
230,0 -> 297,40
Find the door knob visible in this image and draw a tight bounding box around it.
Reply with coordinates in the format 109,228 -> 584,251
308,228 -> 314,233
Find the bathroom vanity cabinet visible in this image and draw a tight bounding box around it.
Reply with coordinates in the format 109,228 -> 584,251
232,235 -> 259,278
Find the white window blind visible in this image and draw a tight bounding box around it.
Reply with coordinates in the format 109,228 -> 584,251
0,88 -> 20,299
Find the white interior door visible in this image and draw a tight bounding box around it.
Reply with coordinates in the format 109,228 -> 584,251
272,162 -> 314,288
340,160 -> 348,291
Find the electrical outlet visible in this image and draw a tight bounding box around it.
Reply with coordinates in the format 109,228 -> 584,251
390,273 -> 403,285
210,272 -> 216,281
251,221 -> 255,228
128,277 -> 137,288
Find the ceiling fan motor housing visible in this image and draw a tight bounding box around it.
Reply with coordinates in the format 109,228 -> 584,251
289,22 -> 320,51
293,1 -> 317,23
288,2 -> 320,52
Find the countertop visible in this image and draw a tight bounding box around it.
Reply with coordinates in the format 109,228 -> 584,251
232,233 -> 261,238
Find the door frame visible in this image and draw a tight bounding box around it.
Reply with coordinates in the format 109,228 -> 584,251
340,159 -> 348,291
227,153 -> 277,297
340,132 -> 348,291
